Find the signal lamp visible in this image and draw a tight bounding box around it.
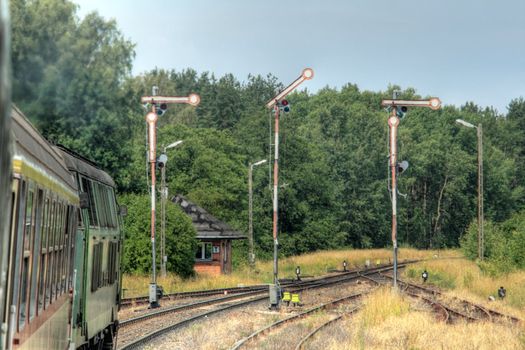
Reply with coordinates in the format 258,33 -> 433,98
280,99 -> 290,113
396,106 -> 408,118
156,103 -> 168,116
157,153 -> 168,168
397,160 -> 409,174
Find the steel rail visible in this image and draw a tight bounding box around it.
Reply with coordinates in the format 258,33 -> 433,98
402,289 -> 450,323
231,292 -> 367,350
294,309 -> 356,350
381,273 -> 522,324
117,262 -> 415,349
119,289 -> 265,327
119,294 -> 269,349
119,264 -> 374,307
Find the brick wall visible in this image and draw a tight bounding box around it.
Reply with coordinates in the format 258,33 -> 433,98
195,263 -> 221,276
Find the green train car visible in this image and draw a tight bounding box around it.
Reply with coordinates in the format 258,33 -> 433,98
3,107 -> 123,350
57,146 -> 122,350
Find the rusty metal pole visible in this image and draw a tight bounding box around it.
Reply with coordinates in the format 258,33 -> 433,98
248,164 -> 254,268
146,108 -> 160,308
388,107 -> 400,289
272,105 -> 280,286
160,162 -> 166,277
478,123 -> 484,261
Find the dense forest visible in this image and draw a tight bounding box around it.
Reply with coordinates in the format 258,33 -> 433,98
10,0 -> 525,275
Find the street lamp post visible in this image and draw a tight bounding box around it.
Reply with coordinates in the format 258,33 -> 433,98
266,68 -> 314,309
455,119 -> 484,260
141,93 -> 199,308
160,140 -> 183,278
248,159 -> 267,269
380,96 -> 441,288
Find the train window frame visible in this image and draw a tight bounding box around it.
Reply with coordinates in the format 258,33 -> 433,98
107,187 -> 118,228
81,176 -> 99,228
10,178 -> 23,333
96,183 -> 108,228
91,242 -> 103,292
45,199 -> 56,307
38,196 -> 50,313
67,205 -> 77,291
18,182 -> 34,330
55,202 -> 65,298
28,188 -> 44,322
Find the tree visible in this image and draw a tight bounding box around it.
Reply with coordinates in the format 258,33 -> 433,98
119,194 -> 197,278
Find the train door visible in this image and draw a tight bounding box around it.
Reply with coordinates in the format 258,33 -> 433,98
5,178 -> 21,350
1,180 -> 16,350
70,209 -> 85,347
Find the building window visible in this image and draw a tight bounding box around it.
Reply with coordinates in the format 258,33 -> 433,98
195,242 -> 212,261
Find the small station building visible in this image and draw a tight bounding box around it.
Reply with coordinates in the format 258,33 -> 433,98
172,195 -> 246,275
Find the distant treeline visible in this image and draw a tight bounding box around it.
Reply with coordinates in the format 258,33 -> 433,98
10,0 -> 525,273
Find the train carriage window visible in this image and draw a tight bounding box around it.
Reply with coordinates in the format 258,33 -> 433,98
104,185 -> 112,228
45,200 -> 56,306
19,185 -> 34,329
94,183 -> 104,228
51,203 -> 59,301
107,187 -> 117,228
67,206 -> 77,290
55,203 -> 65,298
91,242 -> 103,292
60,205 -> 69,294
38,198 -> 50,312
29,189 -> 44,321
81,177 -> 98,227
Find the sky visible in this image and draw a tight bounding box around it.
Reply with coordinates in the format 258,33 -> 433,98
75,0 -> 525,113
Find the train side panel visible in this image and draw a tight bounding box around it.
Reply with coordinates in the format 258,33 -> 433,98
58,149 -> 122,349
6,108 -> 79,350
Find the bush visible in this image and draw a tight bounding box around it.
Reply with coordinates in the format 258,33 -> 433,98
119,194 -> 197,278
460,211 -> 525,274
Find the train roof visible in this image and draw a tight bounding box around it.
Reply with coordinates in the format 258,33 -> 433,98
56,145 -> 116,188
11,106 -> 78,201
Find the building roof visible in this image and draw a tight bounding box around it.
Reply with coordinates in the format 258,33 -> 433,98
172,195 -> 246,240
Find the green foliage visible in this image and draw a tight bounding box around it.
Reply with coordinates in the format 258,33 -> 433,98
118,194 -> 197,278
10,0 -> 525,270
461,210 -> 525,274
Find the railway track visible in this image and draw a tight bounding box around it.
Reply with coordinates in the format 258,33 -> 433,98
233,271 -> 389,350
230,290 -> 368,350
117,263 -> 412,349
379,273 -> 522,324
293,303 -> 365,350
119,263 -> 383,308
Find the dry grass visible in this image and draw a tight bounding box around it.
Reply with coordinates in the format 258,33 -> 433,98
122,248 -> 458,297
358,287 -> 410,327
325,287 -> 525,350
404,258 -> 525,316
143,303 -> 280,350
